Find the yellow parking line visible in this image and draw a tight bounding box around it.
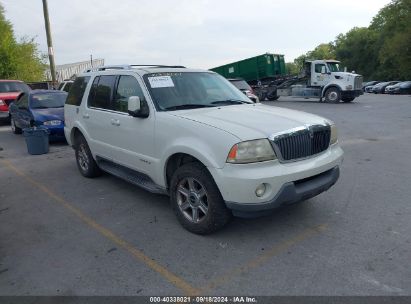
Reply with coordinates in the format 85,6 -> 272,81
1,159 -> 200,296
200,224 -> 327,293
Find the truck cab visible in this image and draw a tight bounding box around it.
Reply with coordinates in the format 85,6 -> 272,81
278,59 -> 363,103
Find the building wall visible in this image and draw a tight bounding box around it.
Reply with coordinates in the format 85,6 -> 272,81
45,59 -> 104,82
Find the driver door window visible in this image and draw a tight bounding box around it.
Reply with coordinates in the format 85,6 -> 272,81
112,75 -> 145,113
315,64 -> 326,74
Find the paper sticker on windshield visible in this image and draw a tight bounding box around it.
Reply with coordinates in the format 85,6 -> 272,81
148,76 -> 174,88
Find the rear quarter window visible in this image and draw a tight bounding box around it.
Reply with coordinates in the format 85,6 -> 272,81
65,77 -> 91,106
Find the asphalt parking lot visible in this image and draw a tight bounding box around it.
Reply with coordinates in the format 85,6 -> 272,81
0,93 -> 410,296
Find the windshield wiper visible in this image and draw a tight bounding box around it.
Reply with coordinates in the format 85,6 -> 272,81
164,104 -> 215,111
211,99 -> 250,105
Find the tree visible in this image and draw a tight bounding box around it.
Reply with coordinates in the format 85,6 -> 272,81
292,0 -> 411,80
334,27 -> 379,78
285,62 -> 299,75
370,0 -> 411,79
292,43 -> 335,73
0,4 -> 46,81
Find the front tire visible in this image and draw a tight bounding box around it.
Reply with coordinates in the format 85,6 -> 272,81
170,162 -> 232,234
11,117 -> 22,134
324,87 -> 341,103
74,135 -> 102,178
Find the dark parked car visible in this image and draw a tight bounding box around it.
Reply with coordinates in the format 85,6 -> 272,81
393,81 -> 411,94
372,81 -> 400,94
362,81 -> 380,91
385,82 -> 403,94
228,78 -> 259,102
9,90 -> 67,141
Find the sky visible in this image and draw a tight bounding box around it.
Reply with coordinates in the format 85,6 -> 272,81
1,0 -> 392,69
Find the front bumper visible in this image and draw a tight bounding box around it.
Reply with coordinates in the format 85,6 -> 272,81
208,144 -> 343,217
227,166 -> 339,217
42,125 -> 65,140
0,111 -> 9,119
341,89 -> 362,99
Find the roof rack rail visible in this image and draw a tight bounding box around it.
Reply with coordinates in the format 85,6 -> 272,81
84,65 -> 132,72
130,65 -> 186,68
85,64 -> 186,73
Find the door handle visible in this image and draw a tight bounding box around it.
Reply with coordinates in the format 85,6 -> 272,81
110,119 -> 120,126
83,113 -> 90,119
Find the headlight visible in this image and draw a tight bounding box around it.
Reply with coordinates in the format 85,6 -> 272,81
330,124 -> 338,145
227,139 -> 276,164
43,120 -> 62,126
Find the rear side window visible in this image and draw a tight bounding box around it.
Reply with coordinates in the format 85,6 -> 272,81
112,75 -> 145,113
66,77 -> 90,106
88,75 -> 116,110
63,82 -> 73,92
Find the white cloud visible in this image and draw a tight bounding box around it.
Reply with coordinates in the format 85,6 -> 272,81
1,0 -> 391,68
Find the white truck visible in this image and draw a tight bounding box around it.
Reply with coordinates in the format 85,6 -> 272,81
64,65 -> 344,234
276,60 -> 363,103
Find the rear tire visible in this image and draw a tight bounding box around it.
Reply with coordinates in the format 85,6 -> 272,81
324,87 -> 341,103
170,162 -> 232,234
11,117 -> 22,134
74,135 -> 102,178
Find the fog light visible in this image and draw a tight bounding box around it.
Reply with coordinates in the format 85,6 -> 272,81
255,183 -> 266,197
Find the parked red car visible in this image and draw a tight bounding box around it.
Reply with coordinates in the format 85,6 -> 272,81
0,80 -> 31,122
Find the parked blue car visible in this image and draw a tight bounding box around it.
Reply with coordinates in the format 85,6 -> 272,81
9,90 -> 68,141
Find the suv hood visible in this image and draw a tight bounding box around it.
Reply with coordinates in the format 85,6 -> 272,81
170,104 -> 330,141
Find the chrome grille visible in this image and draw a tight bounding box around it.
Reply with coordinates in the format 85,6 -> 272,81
271,125 -> 331,162
354,76 -> 363,90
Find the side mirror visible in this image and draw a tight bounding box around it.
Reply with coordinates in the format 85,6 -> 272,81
128,96 -> 140,115
128,96 -> 149,118
321,66 -> 326,74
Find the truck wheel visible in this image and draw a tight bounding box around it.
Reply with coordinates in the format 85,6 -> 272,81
324,87 -> 341,103
10,117 -> 22,134
170,162 -> 232,234
342,97 -> 355,103
74,135 -> 102,178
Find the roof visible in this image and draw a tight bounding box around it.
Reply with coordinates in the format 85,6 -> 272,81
0,79 -> 24,82
81,65 -> 211,76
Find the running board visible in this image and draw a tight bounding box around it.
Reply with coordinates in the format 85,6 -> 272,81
97,158 -> 167,195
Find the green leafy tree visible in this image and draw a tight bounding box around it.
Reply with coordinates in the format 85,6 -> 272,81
292,43 -> 335,74
292,0 -> 411,80
334,27 -> 379,78
0,4 -> 46,81
306,43 -> 336,61
285,62 -> 299,75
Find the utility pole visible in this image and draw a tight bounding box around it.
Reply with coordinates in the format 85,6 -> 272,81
42,0 -> 57,86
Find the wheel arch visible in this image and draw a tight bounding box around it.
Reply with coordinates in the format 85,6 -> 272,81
164,152 -> 210,190
322,84 -> 342,97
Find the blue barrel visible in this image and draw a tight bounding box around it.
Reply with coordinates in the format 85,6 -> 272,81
23,127 -> 50,155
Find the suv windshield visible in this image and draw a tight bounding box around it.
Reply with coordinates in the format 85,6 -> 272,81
0,81 -> 30,93
327,62 -> 343,72
143,72 -> 251,111
31,93 -> 67,109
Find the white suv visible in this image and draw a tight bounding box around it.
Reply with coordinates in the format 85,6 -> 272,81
64,65 -> 343,234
